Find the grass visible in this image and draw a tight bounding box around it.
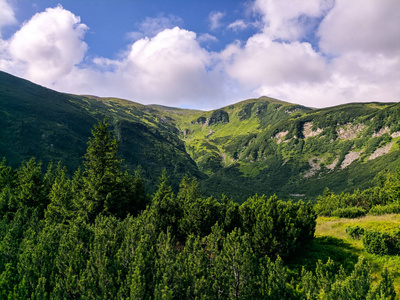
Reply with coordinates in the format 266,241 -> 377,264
315,214 -> 400,296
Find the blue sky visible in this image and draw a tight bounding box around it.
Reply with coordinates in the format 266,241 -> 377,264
3,1 -> 257,57
0,0 -> 399,109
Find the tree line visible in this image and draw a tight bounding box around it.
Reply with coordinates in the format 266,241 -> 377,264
0,120 -> 396,299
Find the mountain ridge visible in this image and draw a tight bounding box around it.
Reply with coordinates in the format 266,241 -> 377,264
1,70 -> 400,201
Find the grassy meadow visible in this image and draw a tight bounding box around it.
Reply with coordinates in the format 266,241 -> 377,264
314,214 -> 400,295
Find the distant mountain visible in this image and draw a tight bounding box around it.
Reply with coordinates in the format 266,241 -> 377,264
1,70 -> 400,200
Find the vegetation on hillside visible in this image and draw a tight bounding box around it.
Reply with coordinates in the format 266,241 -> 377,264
0,121 -> 397,299
2,70 -> 400,201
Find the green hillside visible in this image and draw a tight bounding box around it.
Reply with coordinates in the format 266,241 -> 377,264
177,97 -> 400,201
1,70 -> 400,200
0,71 -> 201,191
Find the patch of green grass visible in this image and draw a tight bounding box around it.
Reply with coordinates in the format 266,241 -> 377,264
315,214 -> 400,295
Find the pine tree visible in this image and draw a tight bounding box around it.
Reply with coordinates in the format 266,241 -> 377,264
16,158 -> 47,213
79,120 -> 145,221
45,163 -> 73,225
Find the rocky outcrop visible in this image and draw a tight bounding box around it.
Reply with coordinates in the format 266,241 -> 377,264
341,151 -> 362,169
303,122 -> 323,138
208,110 -> 229,125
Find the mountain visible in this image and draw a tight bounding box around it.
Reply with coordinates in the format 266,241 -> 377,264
1,70 -> 400,200
0,71 -> 201,191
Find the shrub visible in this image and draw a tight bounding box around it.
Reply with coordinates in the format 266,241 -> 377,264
331,207 -> 366,218
363,230 -> 400,256
346,226 -> 364,239
363,230 -> 390,255
369,203 -> 400,215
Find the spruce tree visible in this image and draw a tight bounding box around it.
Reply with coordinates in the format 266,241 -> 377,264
80,120 -> 146,220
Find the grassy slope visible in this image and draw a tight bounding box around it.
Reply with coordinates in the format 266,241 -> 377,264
313,215 -> 400,295
176,98 -> 400,201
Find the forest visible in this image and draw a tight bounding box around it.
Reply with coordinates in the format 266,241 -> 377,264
0,120 -> 398,299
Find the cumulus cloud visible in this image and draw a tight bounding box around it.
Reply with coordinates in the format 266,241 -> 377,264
209,11 -> 225,30
318,0 -> 400,56
217,0 -> 400,108
6,5 -> 88,85
55,27 -> 227,108
253,0 -> 333,41
0,0 -> 17,35
0,0 -> 399,110
227,20 -> 248,32
197,33 -> 218,44
222,34 -> 327,88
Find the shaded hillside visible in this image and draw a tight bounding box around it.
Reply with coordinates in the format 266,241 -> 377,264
0,71 -> 201,190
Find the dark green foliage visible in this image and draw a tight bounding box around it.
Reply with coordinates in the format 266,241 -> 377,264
79,120 -> 149,221
238,102 -> 255,120
0,71 -> 201,196
208,109 -> 229,125
0,116 -> 397,299
363,230 -> 400,256
369,203 -> 400,215
315,171 -> 400,217
4,70 -> 400,202
298,256 -> 394,300
331,207 -> 366,218
239,194 -> 316,258
346,226 -> 365,239
367,268 -> 397,300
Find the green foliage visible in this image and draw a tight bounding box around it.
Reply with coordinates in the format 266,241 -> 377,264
240,194 -> 316,258
315,170 -> 400,217
331,207 -> 366,218
0,110 -> 397,298
346,226 -> 365,239
79,120 -> 148,221
4,70 -> 400,202
369,203 -> 400,215
367,268 -> 397,300
363,230 -> 400,256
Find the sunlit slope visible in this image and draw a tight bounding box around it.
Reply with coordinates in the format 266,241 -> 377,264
176,97 -> 400,200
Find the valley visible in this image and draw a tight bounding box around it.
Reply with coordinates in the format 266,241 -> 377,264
2,70 -> 400,202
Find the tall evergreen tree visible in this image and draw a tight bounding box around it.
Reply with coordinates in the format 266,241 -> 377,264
80,120 -> 146,221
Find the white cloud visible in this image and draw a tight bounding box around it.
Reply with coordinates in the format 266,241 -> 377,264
227,20 -> 248,32
318,0 -> 400,56
6,5 -> 88,85
197,33 -> 218,44
253,0 -> 333,41
55,27 -> 227,108
0,0 -> 399,110
0,0 -> 17,35
222,33 -> 327,88
217,0 -> 400,108
209,11 -> 225,30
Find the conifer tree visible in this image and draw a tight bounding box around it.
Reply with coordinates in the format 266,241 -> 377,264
45,163 -> 73,225
16,158 -> 47,212
80,120 -> 146,220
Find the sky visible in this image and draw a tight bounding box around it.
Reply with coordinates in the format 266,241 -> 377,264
0,0 -> 399,110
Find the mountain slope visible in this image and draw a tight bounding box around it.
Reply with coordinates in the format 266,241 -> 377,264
1,70 -> 400,200
177,98 -> 400,200
0,71 -> 201,190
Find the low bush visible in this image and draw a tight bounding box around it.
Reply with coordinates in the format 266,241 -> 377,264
346,225 -> 364,239
369,203 -> 400,215
331,207 -> 366,218
363,230 -> 400,256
